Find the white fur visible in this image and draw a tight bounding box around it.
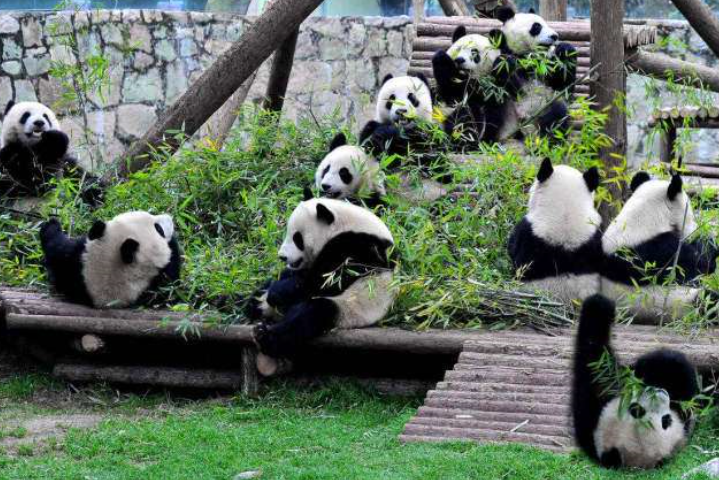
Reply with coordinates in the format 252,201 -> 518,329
526,164 -> 601,250
600,279 -> 700,322
502,13 -> 558,55
278,198 -> 393,271
447,34 -> 500,78
523,273 -> 600,304
376,76 -> 433,125
603,179 -> 697,255
82,211 -> 174,308
1,101 -> 60,147
594,390 -> 688,469
315,145 -> 385,200
332,269 -> 396,328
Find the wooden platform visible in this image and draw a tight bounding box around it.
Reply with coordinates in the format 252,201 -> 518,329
401,326 -> 719,451
650,106 -> 719,169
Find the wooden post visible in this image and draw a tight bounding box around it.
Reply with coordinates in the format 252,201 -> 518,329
539,0 -> 567,21
659,124 -> 677,165
671,0 -> 719,59
262,28 -> 300,114
106,0 -> 324,181
591,0 -> 626,222
241,346 -> 260,396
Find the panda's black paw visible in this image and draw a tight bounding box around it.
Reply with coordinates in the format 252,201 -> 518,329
252,321 -> 275,353
39,218 -> 62,239
552,43 -> 576,62
246,290 -> 268,320
37,130 -> 69,157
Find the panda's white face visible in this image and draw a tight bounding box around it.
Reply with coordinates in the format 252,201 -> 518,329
1,101 -> 60,147
447,34 -> 500,78
376,76 -> 433,126
278,198 -> 393,270
527,160 -> 601,250
315,145 -> 384,200
602,175 -> 697,255
503,13 -> 559,55
594,389 -> 688,469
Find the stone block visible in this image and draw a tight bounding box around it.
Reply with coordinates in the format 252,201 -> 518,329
310,19 -> 344,39
164,11 -> 188,24
294,30 -> 318,60
129,24 -> 152,54
90,10 -> 110,25
0,15 -> 20,35
165,61 -> 187,105
133,51 -> 155,70
117,103 -> 157,140
179,38 -> 198,57
46,13 -> 73,36
365,29 -> 386,57
387,30 -> 404,58
156,39 -> 177,63
226,23 -> 242,42
142,10 -> 163,24
2,38 -> 21,60
318,36 -> 346,61
347,22 -> 366,56
2,60 -> 21,76
14,79 -> 37,102
122,9 -> 142,23
0,77 -> 11,105
153,25 -> 168,39
24,53 -> 51,76
287,61 -> 332,94
22,16 -> 42,47
74,11 -> 90,30
38,76 -> 67,112
346,59 -> 377,92
50,45 -> 76,65
122,68 -> 162,103
378,57 -> 409,81
100,23 -> 124,47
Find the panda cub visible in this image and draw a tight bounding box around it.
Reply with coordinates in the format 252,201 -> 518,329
600,173 -> 716,320
315,133 -> 385,207
508,158 -> 602,303
39,211 -> 182,308
249,198 -> 396,361
490,8 -> 577,139
0,100 -> 98,201
572,294 -> 698,469
359,74 -> 436,159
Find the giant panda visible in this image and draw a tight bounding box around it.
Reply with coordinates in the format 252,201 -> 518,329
0,100 -> 101,202
248,198 -> 396,370
572,294 -> 698,469
600,172 -> 716,320
489,7 -> 578,140
39,211 -> 182,308
314,132 -> 385,207
508,158 -> 602,303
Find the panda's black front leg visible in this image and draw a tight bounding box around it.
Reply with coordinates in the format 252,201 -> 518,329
33,130 -> 70,162
253,297 -> 339,358
537,100 -> 570,140
360,121 -> 403,159
545,43 -> 577,92
432,50 -> 465,104
0,142 -> 40,193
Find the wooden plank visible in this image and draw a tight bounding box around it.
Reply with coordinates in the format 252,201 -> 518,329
398,434 -> 567,452
402,424 -> 572,449
409,415 -> 571,437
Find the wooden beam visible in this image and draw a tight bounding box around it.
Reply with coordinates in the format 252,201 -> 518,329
262,28 -> 300,114
591,0 -> 626,222
670,0 -> 719,59
626,49 -> 719,93
106,0 -> 324,181
540,0 -> 567,21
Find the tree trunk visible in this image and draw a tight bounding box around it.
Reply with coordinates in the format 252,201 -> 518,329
591,0 -> 626,223
106,0 -> 324,181
626,49 -> 719,93
438,0 -> 470,16
413,0 -> 425,25
539,0 -> 567,21
670,0 -> 719,59
262,28 -> 300,114
199,71 -> 258,146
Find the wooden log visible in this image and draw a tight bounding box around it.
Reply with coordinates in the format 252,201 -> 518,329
106,0 -> 324,181
241,346 -> 260,396
659,125 -> 677,164
413,0 -> 425,25
409,415 -> 571,437
592,0 -> 626,223
427,389 -> 570,405
262,27 -> 300,115
670,0 -> 719,59
436,381 -> 568,395
627,49 -> 719,93
398,433 -> 567,452
53,363 -> 243,389
540,0 -> 567,21
417,405 -> 567,426
200,71 -> 258,147
71,334 -> 106,354
401,423 -> 571,449
437,0 -> 470,16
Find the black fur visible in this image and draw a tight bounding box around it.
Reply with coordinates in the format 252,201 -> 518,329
630,171 -> 651,192
251,231 -> 394,358
536,157 -> 553,183
39,217 -> 181,307
329,132 -> 347,151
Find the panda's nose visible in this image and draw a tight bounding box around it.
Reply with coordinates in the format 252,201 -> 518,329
396,108 -> 407,116
279,254 -> 288,263
321,183 -> 331,192
33,120 -> 45,127
455,57 -> 466,65
549,34 -> 558,42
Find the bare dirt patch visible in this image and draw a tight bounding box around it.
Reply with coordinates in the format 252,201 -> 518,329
1,414 -> 103,456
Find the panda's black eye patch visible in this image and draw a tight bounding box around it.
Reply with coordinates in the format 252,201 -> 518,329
662,414 -> 673,430
471,49 -> 480,63
154,223 -> 165,237
629,403 -> 646,419
339,167 -> 353,184
386,94 -> 396,110
322,166 -> 330,178
19,112 -> 30,125
408,93 -> 419,108
530,22 -> 542,37
293,232 -> 304,251
43,113 -> 50,124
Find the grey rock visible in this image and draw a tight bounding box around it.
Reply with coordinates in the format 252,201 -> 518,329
24,53 -> 51,77
179,38 -> 198,57
46,13 -> 73,36
50,45 -> 76,65
366,29 -> 387,57
133,51 -> 155,70
156,40 -> 177,63
117,103 -> 157,140
142,10 -> 163,24
386,30 -> 404,58
14,79 -> 37,102
122,68 -> 162,103
0,77 -> 12,106
347,22 -> 366,56
129,24 -> 152,54
2,38 -> 21,60
122,9 -> 141,23
2,60 -> 21,76
38,76 -> 67,112
287,61 -> 332,94
165,61 -> 187,105
100,23 -> 125,48
0,15 -> 20,35
318,36 -> 346,61
21,17 -> 42,47
347,59 -> 377,91
153,25 -> 169,40
683,458 -> 719,479
311,19 -> 344,39
88,66 -> 123,108
294,30 -> 318,60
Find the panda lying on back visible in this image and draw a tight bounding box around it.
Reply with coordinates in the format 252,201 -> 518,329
572,294 -> 698,469
39,211 -> 182,308
248,198 -> 396,369
508,158 -> 602,302
0,101 -> 100,202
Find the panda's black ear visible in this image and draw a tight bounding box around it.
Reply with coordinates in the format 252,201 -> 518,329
416,73 -> 431,90
88,220 -> 106,240
537,158 -> 553,183
583,167 -> 600,192
316,203 -> 335,225
630,171 -> 651,192
667,174 -> 683,200
329,132 -> 347,151
528,7 -> 536,13
488,29 -> 508,51
3,100 -> 15,117
381,74 -> 394,86
452,25 -> 467,43
303,186 -> 314,201
496,6 -> 515,23
120,238 -> 139,265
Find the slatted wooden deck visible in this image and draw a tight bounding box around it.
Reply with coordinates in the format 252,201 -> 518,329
401,327 -> 719,451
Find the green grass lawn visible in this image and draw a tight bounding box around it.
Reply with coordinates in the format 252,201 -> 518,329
0,377 -> 717,480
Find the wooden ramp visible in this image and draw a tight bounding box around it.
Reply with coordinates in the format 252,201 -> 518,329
401,329 -> 719,452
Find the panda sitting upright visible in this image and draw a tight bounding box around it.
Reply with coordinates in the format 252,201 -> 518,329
572,294 -> 698,469
315,133 -> 385,208
249,198 -> 396,372
39,211 -> 182,308
0,100 -> 99,201
489,8 -> 578,139
508,158 -> 602,303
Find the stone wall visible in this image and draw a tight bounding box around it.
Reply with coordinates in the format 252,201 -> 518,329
0,10 -> 413,170
0,10 -> 718,169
